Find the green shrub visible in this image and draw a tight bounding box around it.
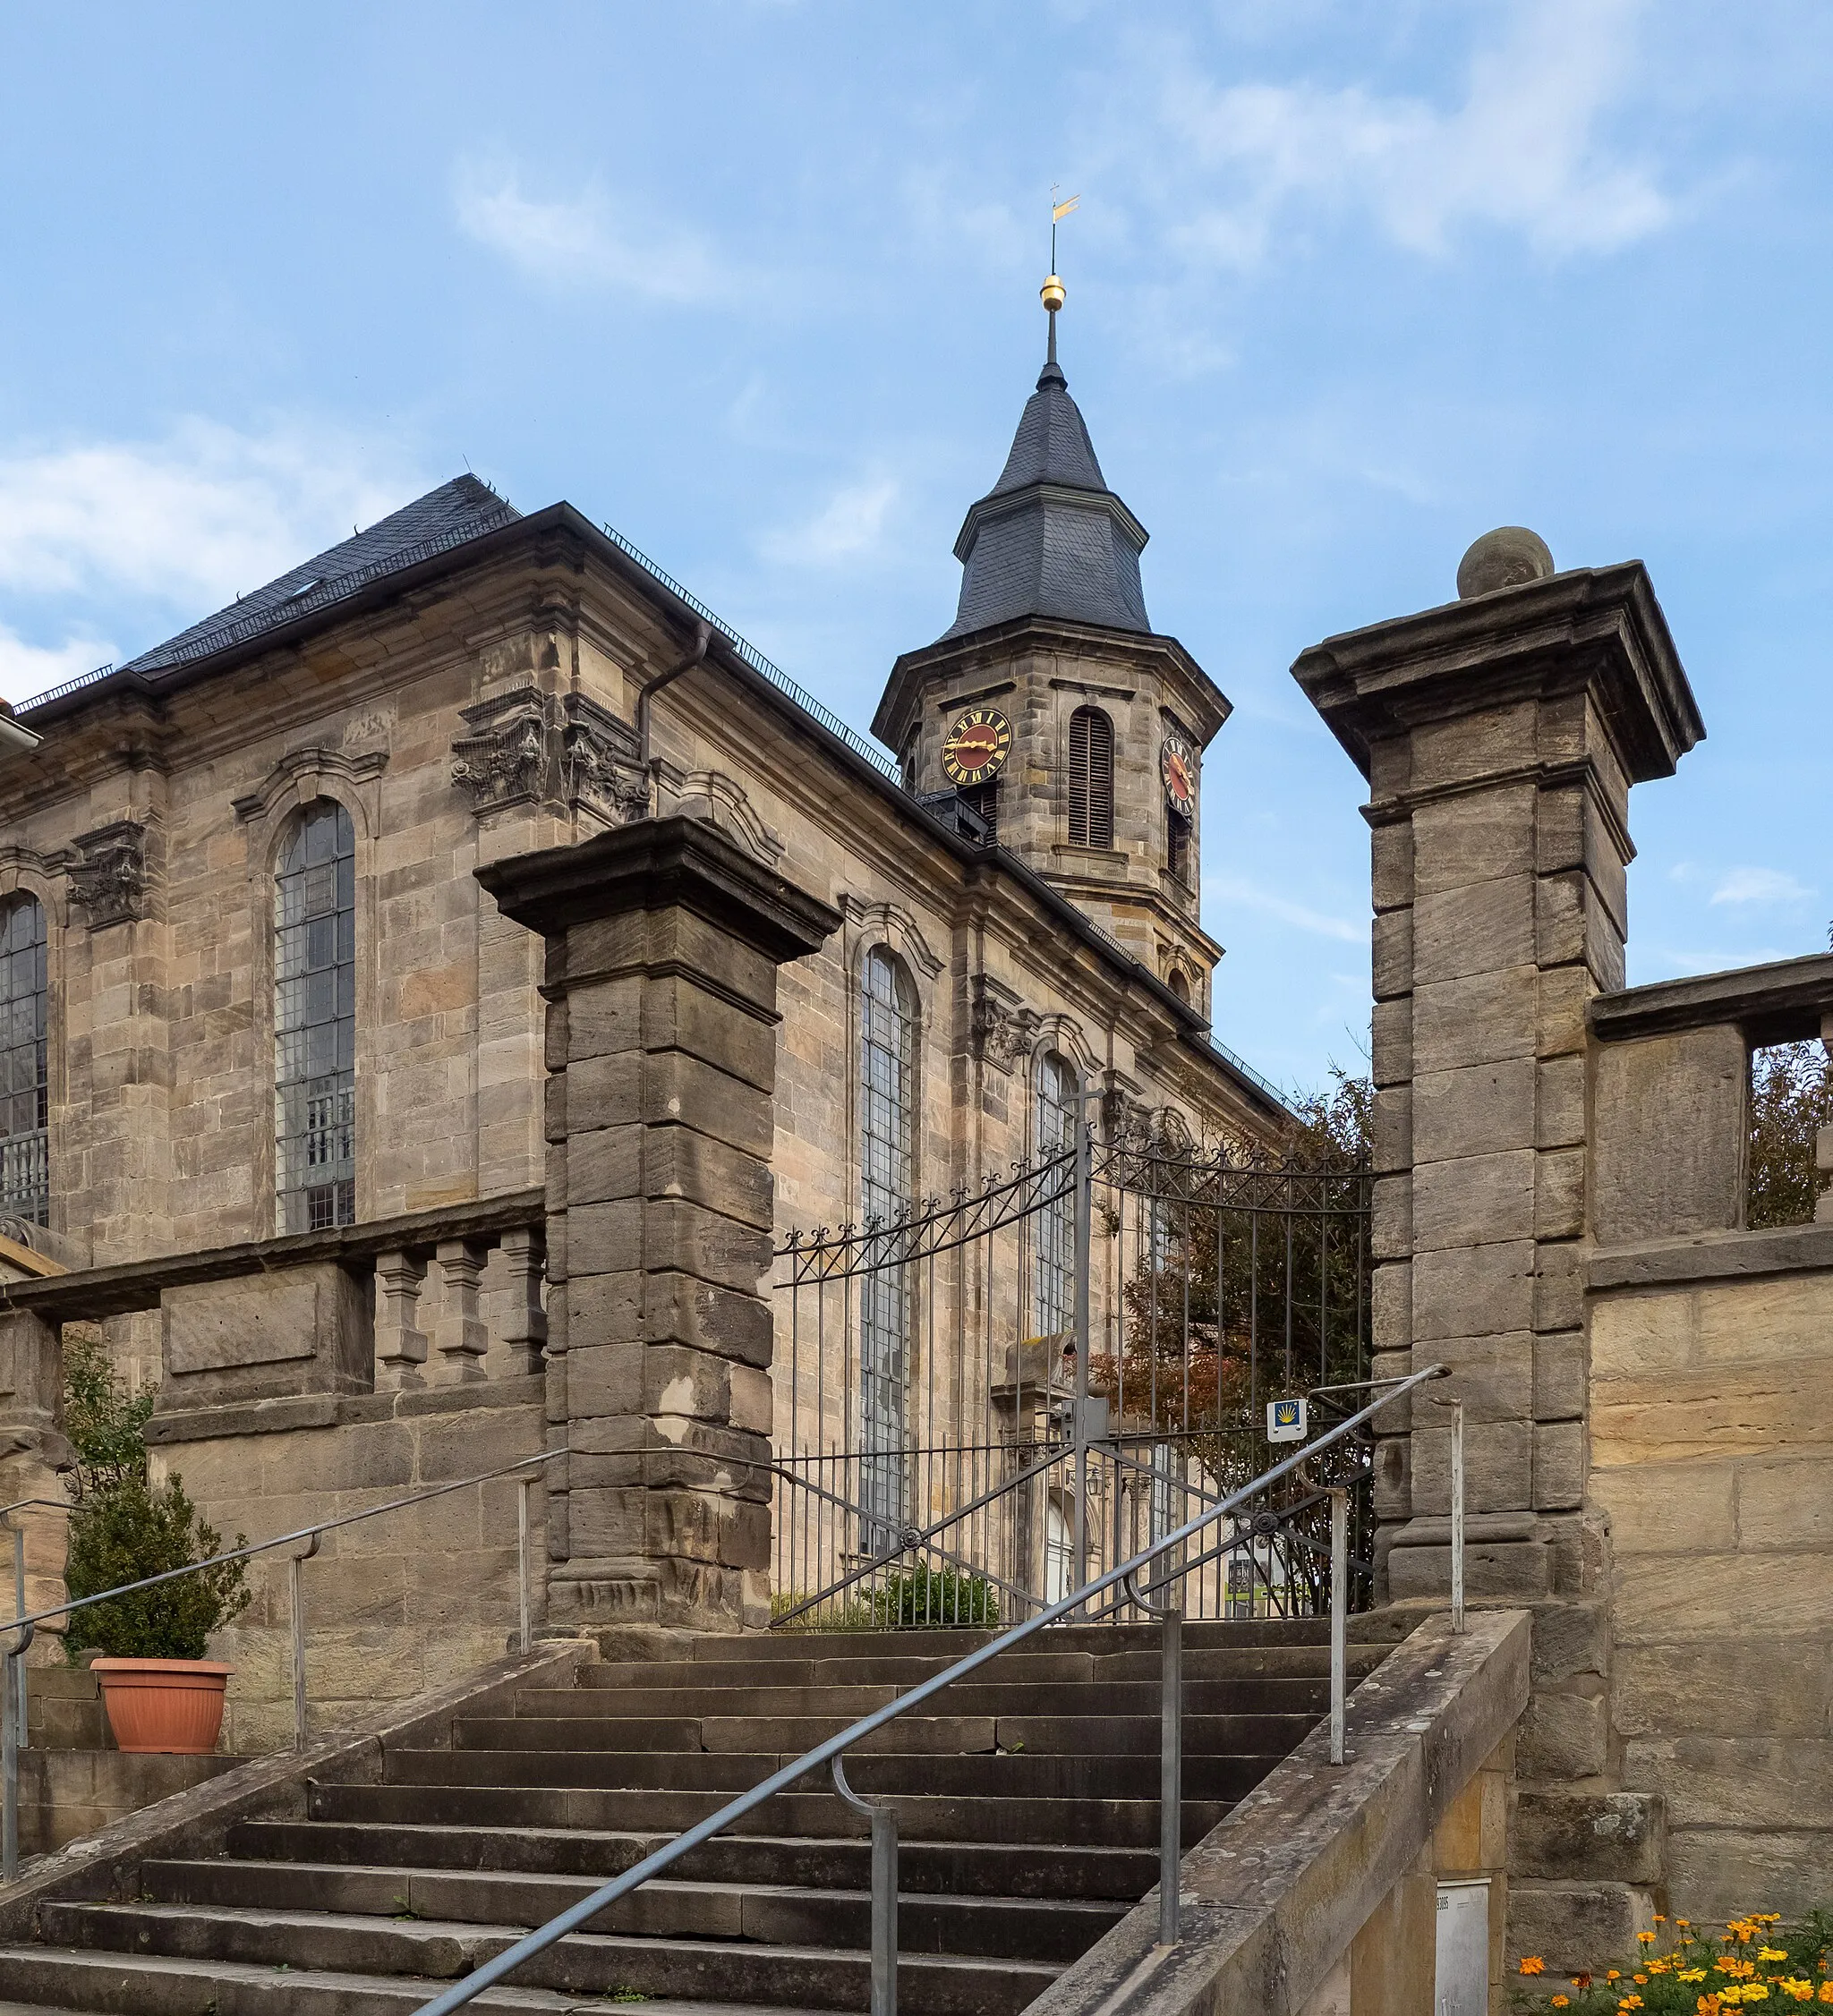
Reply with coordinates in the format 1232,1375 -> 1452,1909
874,1564 -> 999,1629
61,1331 -> 252,1663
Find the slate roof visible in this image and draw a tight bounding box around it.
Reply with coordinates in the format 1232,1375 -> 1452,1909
119,474 -> 520,676
944,355 -> 1151,641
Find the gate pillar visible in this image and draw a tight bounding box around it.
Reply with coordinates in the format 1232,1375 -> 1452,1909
1293,540 -> 1704,1949
479,815 -> 840,1631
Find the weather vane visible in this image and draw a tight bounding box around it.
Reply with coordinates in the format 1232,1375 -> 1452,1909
1044,187 -> 1078,350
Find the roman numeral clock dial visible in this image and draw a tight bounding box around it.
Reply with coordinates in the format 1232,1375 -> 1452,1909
941,708 -> 1013,787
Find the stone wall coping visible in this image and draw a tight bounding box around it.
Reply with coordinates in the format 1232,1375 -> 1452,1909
0,1189 -> 545,1323
1589,1216 -> 1833,1292
477,812 -> 844,967
1019,1609 -> 1530,2016
143,1374 -> 545,1447
0,1637 -> 596,1935
1291,561 -> 1702,787
1590,950 -> 1833,1049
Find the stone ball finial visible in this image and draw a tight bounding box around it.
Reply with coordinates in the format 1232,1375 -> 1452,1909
1456,526 -> 1556,600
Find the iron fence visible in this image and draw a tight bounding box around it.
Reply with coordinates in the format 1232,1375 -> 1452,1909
770,1125 -> 1372,1628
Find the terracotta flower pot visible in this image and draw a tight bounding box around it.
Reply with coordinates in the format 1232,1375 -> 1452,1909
90,1658 -> 232,1755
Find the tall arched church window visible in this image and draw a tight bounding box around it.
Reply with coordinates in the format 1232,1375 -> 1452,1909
1068,706 -> 1114,849
276,803 -> 356,1233
1033,1049 -> 1078,1340
1167,968 -> 1191,1007
858,948 -> 917,1538
0,897 -> 48,1226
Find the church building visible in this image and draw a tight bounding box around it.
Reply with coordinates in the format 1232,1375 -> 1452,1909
0,287 -> 1288,1437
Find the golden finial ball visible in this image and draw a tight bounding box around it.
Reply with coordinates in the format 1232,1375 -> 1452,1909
1040,273 -> 1066,313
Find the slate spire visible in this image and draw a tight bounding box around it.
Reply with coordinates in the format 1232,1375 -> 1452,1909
944,279 -> 1150,640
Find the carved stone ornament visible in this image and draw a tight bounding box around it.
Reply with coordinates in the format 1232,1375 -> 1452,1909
1102,1087 -> 1155,1154
452,687 -> 650,825
970,975 -> 1041,1076
563,694 -> 649,824
65,820 -> 149,929
451,687 -> 550,812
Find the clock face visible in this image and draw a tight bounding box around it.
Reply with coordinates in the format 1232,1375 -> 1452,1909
1161,735 -> 1198,818
941,708 -> 1013,787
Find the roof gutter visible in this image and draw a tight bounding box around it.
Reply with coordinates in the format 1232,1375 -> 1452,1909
0,707 -> 41,757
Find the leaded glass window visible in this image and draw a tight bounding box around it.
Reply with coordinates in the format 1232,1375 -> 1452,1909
858,948 -> 916,1540
1034,1049 -> 1078,1340
275,804 -> 355,1233
0,898 -> 48,1226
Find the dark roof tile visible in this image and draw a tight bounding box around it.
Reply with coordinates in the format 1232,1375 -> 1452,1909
121,474 -> 519,676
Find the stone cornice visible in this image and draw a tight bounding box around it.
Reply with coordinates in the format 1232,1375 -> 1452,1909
1291,562 -> 1704,787
1590,950 -> 1833,1048
874,614 -> 1231,752
477,813 -> 843,971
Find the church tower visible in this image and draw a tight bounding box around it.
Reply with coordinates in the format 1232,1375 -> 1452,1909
873,276 -> 1229,1011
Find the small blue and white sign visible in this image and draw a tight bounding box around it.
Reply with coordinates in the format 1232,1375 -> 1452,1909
1266,1396 -> 1308,1444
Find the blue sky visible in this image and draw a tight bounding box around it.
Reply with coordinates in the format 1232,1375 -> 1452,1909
3,0 -> 1831,1095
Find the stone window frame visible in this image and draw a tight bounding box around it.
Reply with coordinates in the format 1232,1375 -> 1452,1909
0,862 -> 64,1232
237,753 -> 384,1238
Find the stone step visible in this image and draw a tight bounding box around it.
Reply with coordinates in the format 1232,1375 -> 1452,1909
140,1861 -> 1127,1962
307,1780 -> 1233,1849
516,1674 -> 1341,1719
575,1642 -> 1380,1692
656,1619 -> 1350,1663
0,1946 -> 823,2016
227,1820 -> 1158,1898
377,1746 -> 1282,1802
36,1904 -> 1059,2016
454,1711 -> 1319,1757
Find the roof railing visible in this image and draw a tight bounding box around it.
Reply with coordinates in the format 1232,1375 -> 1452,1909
413,1362 -> 1454,2016
597,520 -> 903,780
0,1448 -> 567,1881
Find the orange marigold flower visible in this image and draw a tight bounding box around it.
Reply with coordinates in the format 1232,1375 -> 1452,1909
1552,2000 -> 1570,2011
1642,1935 -> 1660,1946
1636,1975 -> 1650,1985
1762,1952 -> 1792,1964
1521,1959 -> 1547,1978
1609,1972 -> 1623,1982
1818,1989 -> 1833,2007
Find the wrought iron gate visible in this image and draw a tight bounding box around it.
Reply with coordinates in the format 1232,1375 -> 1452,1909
770,1124 -> 1372,1629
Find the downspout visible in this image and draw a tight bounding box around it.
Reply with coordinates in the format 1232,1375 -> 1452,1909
635,619 -> 713,812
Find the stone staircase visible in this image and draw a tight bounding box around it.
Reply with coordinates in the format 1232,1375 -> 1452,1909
0,1617 -> 1398,2016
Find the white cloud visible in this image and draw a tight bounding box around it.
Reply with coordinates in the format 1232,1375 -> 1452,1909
1210,873 -> 1363,943
455,161 -> 725,304
0,626 -> 118,708
1162,0 -> 1668,267
1709,866 -> 1815,907
0,420 -> 427,614
758,476 -> 899,566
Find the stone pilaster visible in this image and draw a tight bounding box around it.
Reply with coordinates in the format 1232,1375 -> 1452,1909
1294,535 -> 1705,1952
478,814 -> 839,1630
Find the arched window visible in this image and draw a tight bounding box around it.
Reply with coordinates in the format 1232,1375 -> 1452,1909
0,897 -> 48,1226
1033,1049 -> 1078,1338
858,948 -> 917,1535
1167,967 -> 1191,1007
1068,706 -> 1113,850
276,803 -> 356,1233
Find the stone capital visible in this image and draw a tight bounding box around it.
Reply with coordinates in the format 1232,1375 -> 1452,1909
1290,562 -> 1705,791
477,813 -> 840,974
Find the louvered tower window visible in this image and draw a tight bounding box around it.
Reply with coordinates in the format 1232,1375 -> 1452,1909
1068,707 -> 1113,849
959,778 -> 998,845
276,802 -> 357,1233
0,898 -> 48,1226
1167,807 -> 1191,884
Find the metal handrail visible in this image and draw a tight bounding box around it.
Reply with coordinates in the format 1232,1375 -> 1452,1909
414,1364 -> 1454,2016
0,1447 -> 568,1880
